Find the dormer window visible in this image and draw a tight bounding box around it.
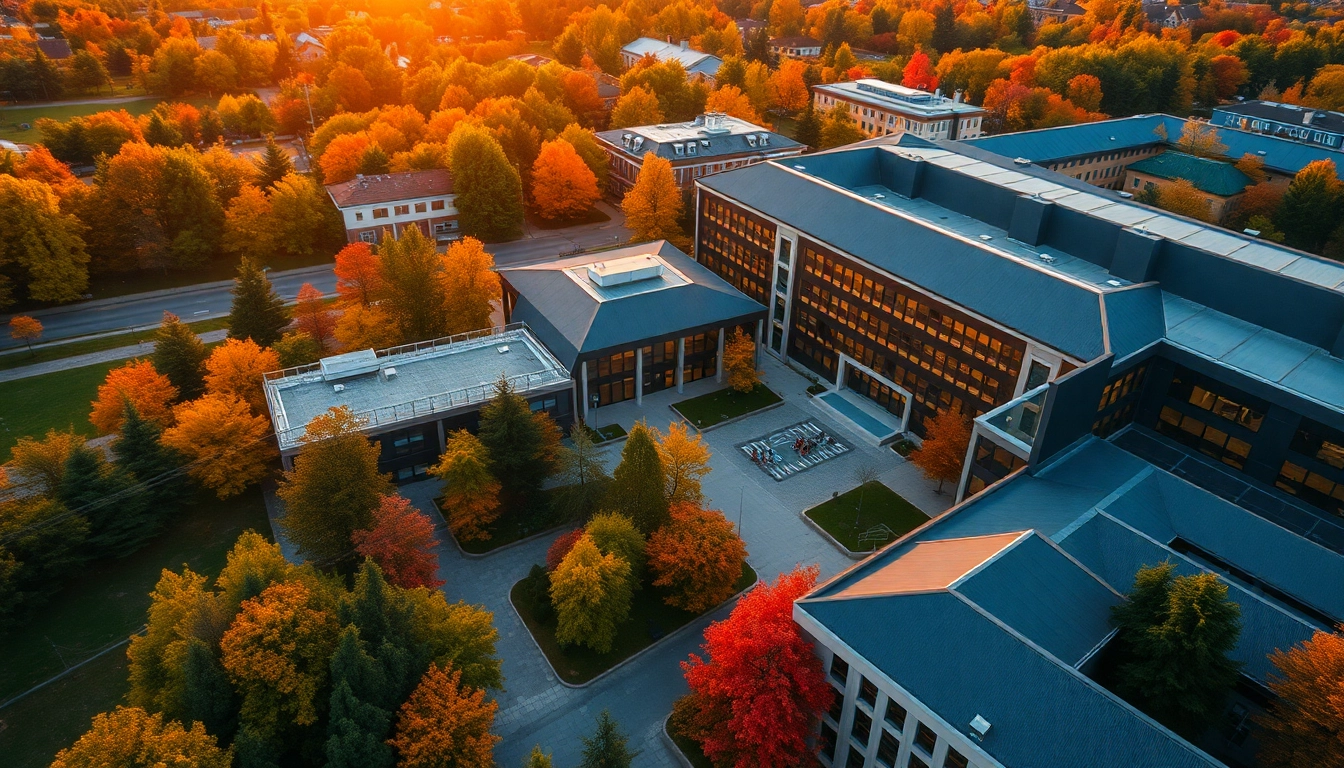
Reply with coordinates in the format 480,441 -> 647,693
687,142 -> 697,155
622,133 -> 633,147
759,133 -> 769,145
674,143 -> 685,156
746,135 -> 758,147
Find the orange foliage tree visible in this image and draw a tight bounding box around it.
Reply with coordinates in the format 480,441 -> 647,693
530,138 -> 600,221
769,60 -> 811,113
705,85 -> 765,125
680,566 -> 832,768
161,393 -> 273,498
546,528 -> 585,571
352,494 -> 445,589
333,241 -> 383,306
911,409 -> 972,493
8,315 -> 42,352
389,663 -> 500,768
293,282 -> 335,351
204,337 -> 280,417
1256,626 -> 1344,767
319,132 -> 373,184
430,429 -> 501,542
50,706 -> 233,768
90,359 -> 178,435
647,502 -> 748,612
902,49 -> 938,91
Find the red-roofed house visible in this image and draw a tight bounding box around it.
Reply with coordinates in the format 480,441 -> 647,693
325,169 -> 460,245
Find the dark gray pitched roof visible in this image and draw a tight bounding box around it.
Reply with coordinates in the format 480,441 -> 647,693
499,241 -> 765,370
1216,101 -> 1344,135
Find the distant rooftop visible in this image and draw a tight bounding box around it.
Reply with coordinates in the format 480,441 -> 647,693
813,79 -> 985,117
621,37 -> 722,77
325,169 -> 453,208
263,325 -> 570,451
596,113 -> 802,162
1127,151 -> 1252,196
1216,99 -> 1344,136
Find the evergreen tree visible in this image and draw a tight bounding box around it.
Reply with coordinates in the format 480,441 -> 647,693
931,2 -> 958,53
605,422 -> 669,534
794,102 -> 822,149
153,312 -> 208,400
450,126 -> 523,242
59,443 -> 153,557
1275,159 -> 1343,254
580,710 -> 638,768
31,50 -> 63,101
477,378 -> 560,505
144,111 -> 184,147
115,401 -> 187,516
180,637 -> 238,740
524,746 -> 554,768
553,422 -> 611,520
325,626 -> 396,768
228,257 -> 289,347
253,135 -> 295,189
745,28 -> 773,64
357,144 -> 391,176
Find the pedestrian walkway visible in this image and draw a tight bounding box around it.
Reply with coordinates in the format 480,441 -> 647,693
0,330 -> 228,383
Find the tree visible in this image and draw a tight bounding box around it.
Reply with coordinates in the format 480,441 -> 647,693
229,256 -> 289,348
388,663 -> 500,768
0,175 -> 90,309
609,85 -> 665,129
431,429 -> 501,542
274,331 -> 324,367
162,394 -> 273,499
902,49 -> 938,91
553,422 -> 611,520
254,135 -> 294,188
478,378 -> 560,504
442,237 -> 501,335
818,104 -> 865,149
558,125 -> 609,193
1234,153 -> 1268,185
532,139 -> 600,221
51,707 -> 233,768
379,223 -> 450,343
271,173 -> 342,257
324,624 -> 396,768
115,401 -> 187,515
546,529 -> 585,572
8,315 -> 41,353
606,421 -> 669,534
335,242 -> 383,307
794,103 -> 821,149
1111,563 -> 1243,737
90,359 -> 178,435
586,512 -> 645,584
8,429 -> 85,496
705,85 -> 764,125
1256,626 -> 1344,767
352,495 -> 444,589
294,283 -> 335,351
67,50 -> 111,95
655,421 -> 711,506
769,60 -> 811,114
525,745 -> 554,768
681,566 -> 832,768
204,337 -> 280,417
550,534 -> 633,653
1175,119 -> 1229,159
59,441 -> 153,556
1276,159 -> 1343,254
223,185 -> 278,261
450,125 -> 523,242
622,154 -> 685,247
911,409 -> 971,493
1156,179 -> 1214,223
648,502 -> 747,612
1066,74 -> 1103,113
723,327 -> 758,394
579,710 -> 638,768
153,312 -> 208,400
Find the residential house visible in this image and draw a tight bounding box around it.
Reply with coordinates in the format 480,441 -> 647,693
619,37 -> 722,83
324,169 -> 459,245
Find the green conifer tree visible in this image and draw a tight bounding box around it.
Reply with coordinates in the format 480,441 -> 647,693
180,637 -> 238,739
357,144 -> 391,176
794,102 -> 822,149
605,422 -> 668,534
228,256 -> 289,347
115,401 -> 187,515
254,135 -> 295,189
553,422 -> 611,520
152,312 -> 208,400
477,378 -> 560,505
59,443 -> 153,557
144,111 -> 184,147
325,626 -> 395,768
580,710 -> 638,768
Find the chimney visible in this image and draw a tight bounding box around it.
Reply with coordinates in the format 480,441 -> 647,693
1304,110 -> 1315,125
954,89 -> 963,104
680,39 -> 689,50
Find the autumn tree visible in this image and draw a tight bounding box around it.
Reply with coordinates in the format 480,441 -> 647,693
334,242 -> 383,307
229,256 -> 289,348
546,529 -> 585,571
162,393 -> 273,498
818,104 -> 865,149
478,378 -> 560,505
586,512 -> 645,586
204,337 -> 280,417
1110,563 -> 1243,737
388,663 -> 499,768
622,154 -> 685,247
273,331 -> 324,367
90,359 -> 178,435
901,49 -> 938,91
1155,179 -> 1214,223
352,494 -> 444,589
705,85 -> 764,125
223,184 -> 278,261
553,421 -> 611,519
8,315 -> 41,353
1175,119 -> 1229,159
580,711 -> 637,768
380,224 -> 450,343
609,85 -> 664,129
254,134 -> 295,188
606,421 -> 669,534
272,173 -> 343,257
656,421 -> 711,505
450,124 -> 523,242
558,125 -> 609,193
648,502 -> 747,612
51,706 -> 233,768
278,406 -> 392,567
911,409 -> 971,493
442,236 -> 501,335
1276,159 -> 1343,253
550,534 -> 633,654
152,312 -> 208,400
293,283 -> 335,351
0,175 -> 90,308
1256,626 -> 1344,767
681,566 -> 831,768
525,746 -> 555,768
769,60 -> 811,114
9,429 -> 86,496
431,430 -> 502,542
723,327 -> 758,394
532,138 -> 600,220
1066,74 -> 1103,113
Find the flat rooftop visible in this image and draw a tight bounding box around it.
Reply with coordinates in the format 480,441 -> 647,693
264,325 -> 570,451
814,79 -> 985,117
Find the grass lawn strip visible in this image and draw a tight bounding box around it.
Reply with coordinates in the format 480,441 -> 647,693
0,488 -> 272,768
511,562 -> 758,685
804,482 -> 930,552
592,423 -> 626,443
0,316 -> 229,373
0,360 -> 120,455
672,384 -> 782,429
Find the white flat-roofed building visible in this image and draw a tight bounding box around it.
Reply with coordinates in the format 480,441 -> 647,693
325,169 -> 460,246
812,79 -> 987,141
619,37 -> 722,83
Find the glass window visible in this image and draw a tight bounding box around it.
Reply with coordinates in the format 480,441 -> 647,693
830,655 -> 850,685
884,700 -> 907,732
1025,360 -> 1051,390
359,230 -> 377,243
820,723 -> 839,762
394,204 -> 410,216
877,731 -> 900,767
943,748 -> 969,768
828,688 -> 844,723
355,211 -> 364,221
859,677 -> 878,708
908,755 -> 929,768
414,202 -> 427,213
852,708 -> 872,745
847,747 -> 867,768
914,722 -> 937,755
431,199 -> 446,211
372,208 -> 389,218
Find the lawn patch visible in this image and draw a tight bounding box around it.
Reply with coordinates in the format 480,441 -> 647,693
0,650 -> 129,768
672,384 -> 781,429
0,316 -> 229,373
511,562 -> 757,685
590,423 -> 626,443
805,482 -> 929,552
0,360 -> 121,455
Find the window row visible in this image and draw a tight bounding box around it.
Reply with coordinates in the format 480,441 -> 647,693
700,198 -> 774,250
356,199 -> 447,221
824,657 -> 970,768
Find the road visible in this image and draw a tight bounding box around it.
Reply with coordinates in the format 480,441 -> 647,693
0,210 -> 631,351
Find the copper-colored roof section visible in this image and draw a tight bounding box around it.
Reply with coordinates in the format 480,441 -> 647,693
833,531 -> 1026,599
326,169 -> 454,208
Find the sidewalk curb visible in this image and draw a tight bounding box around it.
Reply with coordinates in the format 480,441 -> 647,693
671,388 -> 787,434
662,715 -> 696,768
429,498 -> 573,560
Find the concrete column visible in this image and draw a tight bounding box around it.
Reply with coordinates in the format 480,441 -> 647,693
436,420 -> 446,452
755,319 -> 764,368
636,347 -> 644,406
715,327 -> 725,382
581,361 -> 590,421
572,380 -> 581,427
676,337 -> 685,393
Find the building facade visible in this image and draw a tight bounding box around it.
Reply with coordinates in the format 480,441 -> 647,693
1212,99 -> 1344,149
325,169 -> 460,245
1121,151 -> 1252,224
770,35 -> 823,58
812,80 -> 986,141
595,113 -> 804,195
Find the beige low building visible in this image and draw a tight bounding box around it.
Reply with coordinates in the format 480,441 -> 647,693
1121,151 -> 1252,224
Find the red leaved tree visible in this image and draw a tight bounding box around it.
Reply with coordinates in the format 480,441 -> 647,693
352,494 -> 444,589
293,283 -> 335,351
647,502 -> 747,612
334,241 -> 383,307
681,565 -> 832,768
546,529 -> 584,572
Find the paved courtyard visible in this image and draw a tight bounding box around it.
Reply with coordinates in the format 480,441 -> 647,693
375,354 -> 954,765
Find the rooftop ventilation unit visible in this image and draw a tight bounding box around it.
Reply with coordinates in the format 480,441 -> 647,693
320,349 -> 380,381
1118,191 -> 1134,199
1013,157 -> 1032,166
1038,253 -> 1057,264
587,255 -> 665,287
498,345 -> 510,354
855,79 -> 933,104
382,367 -> 397,380
872,193 -> 886,199
979,234 -> 993,241
1106,279 -> 1123,287
332,383 -> 346,393
793,164 -> 806,170
702,112 -> 731,135
968,715 -> 991,743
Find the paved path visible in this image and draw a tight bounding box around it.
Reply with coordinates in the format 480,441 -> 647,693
389,355 -> 953,766
0,330 -> 228,383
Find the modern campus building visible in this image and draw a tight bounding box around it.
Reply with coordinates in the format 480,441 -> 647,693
1212,99 -> 1344,150
619,37 -> 722,82
812,80 -> 987,141
595,113 -> 804,195
325,169 -> 460,245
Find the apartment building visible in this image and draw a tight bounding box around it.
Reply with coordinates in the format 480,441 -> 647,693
812,80 -> 986,141
1212,100 -> 1344,150
324,169 -> 459,245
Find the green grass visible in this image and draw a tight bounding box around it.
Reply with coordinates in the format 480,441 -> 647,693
512,562 -> 756,685
672,384 -> 782,429
805,482 -> 930,552
0,360 -> 122,455
0,95 -> 211,144
0,488 -> 272,768
86,250 -> 334,301
591,424 -> 626,443
0,316 -> 229,373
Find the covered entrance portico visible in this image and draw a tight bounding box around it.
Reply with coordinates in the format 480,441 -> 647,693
815,353 -> 910,445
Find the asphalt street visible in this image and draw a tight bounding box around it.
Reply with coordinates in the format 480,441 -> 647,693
0,212 -> 631,351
